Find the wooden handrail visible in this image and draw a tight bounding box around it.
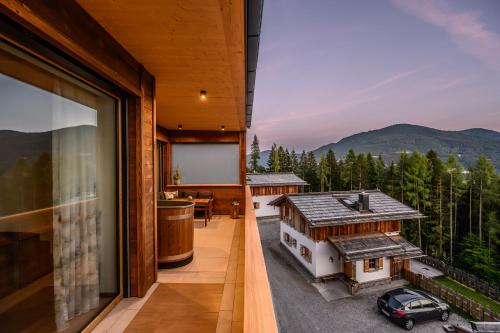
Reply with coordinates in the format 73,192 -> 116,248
244,185 -> 278,333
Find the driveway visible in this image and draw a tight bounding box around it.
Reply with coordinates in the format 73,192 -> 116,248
257,217 -> 468,333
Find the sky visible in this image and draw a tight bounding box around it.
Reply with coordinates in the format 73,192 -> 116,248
0,74 -> 97,132
248,0 -> 500,151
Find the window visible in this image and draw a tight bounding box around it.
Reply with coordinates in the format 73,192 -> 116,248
283,232 -> 290,244
408,301 -> 422,310
420,299 -> 435,309
299,217 -> 306,233
0,41 -> 119,332
364,257 -> 384,272
300,245 -> 312,263
283,232 -> 296,248
369,258 -> 377,269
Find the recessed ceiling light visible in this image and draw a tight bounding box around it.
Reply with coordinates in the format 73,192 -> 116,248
200,90 -> 207,100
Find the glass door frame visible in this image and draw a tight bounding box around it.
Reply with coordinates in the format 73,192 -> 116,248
0,16 -> 126,333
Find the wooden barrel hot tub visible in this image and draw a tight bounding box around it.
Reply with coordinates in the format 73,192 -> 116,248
157,200 -> 195,268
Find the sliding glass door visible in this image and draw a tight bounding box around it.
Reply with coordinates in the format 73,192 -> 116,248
0,41 -> 120,332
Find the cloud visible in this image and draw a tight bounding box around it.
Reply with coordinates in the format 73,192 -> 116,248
392,0 -> 500,71
349,65 -> 430,97
435,78 -> 467,90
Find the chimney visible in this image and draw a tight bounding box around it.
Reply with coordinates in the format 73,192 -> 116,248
358,192 -> 369,212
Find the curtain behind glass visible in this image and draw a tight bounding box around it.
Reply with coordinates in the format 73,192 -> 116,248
52,123 -> 99,330
0,41 -> 117,333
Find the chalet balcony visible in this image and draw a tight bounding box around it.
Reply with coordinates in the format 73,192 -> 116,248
90,186 -> 277,332
0,0 -> 274,332
0,186 -> 277,333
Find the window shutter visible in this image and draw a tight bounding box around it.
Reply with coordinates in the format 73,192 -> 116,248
364,259 -> 369,272
379,257 -> 384,270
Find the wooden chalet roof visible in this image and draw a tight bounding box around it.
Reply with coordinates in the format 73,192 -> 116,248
246,173 -> 308,187
328,232 -> 423,261
268,190 -> 424,226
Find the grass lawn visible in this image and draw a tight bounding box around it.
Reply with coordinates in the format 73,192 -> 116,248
433,276 -> 500,314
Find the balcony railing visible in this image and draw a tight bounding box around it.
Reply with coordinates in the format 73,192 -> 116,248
244,185 -> 278,332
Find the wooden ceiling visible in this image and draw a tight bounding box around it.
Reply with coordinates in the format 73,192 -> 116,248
77,0 -> 246,131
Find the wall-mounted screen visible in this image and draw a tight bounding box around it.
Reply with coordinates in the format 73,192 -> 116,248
171,143 -> 240,184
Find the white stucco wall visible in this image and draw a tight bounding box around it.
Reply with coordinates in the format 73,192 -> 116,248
253,195 -> 280,217
280,222 -> 340,278
355,257 -> 391,283
315,240 -> 341,277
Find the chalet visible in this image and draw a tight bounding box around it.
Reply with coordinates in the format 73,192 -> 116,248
269,190 -> 424,288
247,173 -> 307,217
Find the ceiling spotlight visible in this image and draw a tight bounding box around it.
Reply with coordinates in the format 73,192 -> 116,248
221,125 -> 225,131
178,124 -> 183,130
200,90 -> 207,100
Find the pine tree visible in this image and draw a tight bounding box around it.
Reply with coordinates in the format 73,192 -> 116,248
426,150 -> 444,256
445,155 -> 464,265
326,149 -> 339,191
472,156 -> 495,243
306,151 -> 319,191
366,153 -> 377,189
290,149 -> 299,175
277,146 -> 286,171
249,134 -> 261,172
356,153 -> 367,190
403,152 -> 431,248
317,155 -> 330,192
299,150 -> 307,182
385,161 -> 397,198
267,143 -> 280,172
343,149 -> 357,191
375,155 -> 385,190
397,152 -> 409,203
282,148 -> 292,172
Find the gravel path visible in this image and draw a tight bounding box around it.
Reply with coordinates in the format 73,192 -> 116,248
258,218 -> 469,333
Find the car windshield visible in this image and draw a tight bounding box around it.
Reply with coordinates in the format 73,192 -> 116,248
383,294 -> 402,309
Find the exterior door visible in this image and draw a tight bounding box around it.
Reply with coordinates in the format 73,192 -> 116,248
391,259 -> 403,280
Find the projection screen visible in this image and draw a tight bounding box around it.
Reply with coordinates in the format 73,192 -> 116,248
171,143 -> 240,184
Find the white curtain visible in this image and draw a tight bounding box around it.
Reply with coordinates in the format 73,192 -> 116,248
52,123 -> 100,331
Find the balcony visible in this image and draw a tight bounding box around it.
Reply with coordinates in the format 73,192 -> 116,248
92,186 -> 277,333
0,1 -> 270,332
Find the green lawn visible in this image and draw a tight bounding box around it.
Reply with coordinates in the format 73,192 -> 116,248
433,276 -> 500,313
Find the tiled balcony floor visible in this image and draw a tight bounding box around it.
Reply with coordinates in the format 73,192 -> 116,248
93,215 -> 244,333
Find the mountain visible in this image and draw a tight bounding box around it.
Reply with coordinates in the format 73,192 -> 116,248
0,125 -> 96,174
249,124 -> 500,170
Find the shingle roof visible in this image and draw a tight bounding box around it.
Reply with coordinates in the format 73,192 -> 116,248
246,172 -> 308,187
269,190 -> 424,226
328,232 -> 424,261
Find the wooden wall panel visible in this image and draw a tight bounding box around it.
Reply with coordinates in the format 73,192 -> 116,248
307,220 -> 402,242
158,126 -> 247,216
250,185 -> 299,196
0,0 -> 142,94
165,185 -> 245,216
128,70 -> 156,297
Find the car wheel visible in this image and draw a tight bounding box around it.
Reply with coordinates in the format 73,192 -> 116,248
440,311 -> 449,322
404,318 -> 414,330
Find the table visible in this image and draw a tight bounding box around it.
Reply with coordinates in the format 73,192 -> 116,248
177,198 -> 213,226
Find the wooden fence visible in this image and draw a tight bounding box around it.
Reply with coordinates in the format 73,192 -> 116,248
404,270 -> 500,321
416,256 -> 499,301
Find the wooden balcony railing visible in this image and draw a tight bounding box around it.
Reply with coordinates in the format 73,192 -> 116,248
244,185 -> 278,333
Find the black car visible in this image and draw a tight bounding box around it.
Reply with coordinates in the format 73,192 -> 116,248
377,288 -> 450,330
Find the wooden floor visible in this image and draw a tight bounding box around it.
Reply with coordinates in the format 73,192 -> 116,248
122,215 -> 245,333
124,283 -> 222,333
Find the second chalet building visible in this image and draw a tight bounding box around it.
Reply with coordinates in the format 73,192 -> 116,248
270,190 -> 424,288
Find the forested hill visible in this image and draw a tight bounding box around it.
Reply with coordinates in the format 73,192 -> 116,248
252,124 -> 500,169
